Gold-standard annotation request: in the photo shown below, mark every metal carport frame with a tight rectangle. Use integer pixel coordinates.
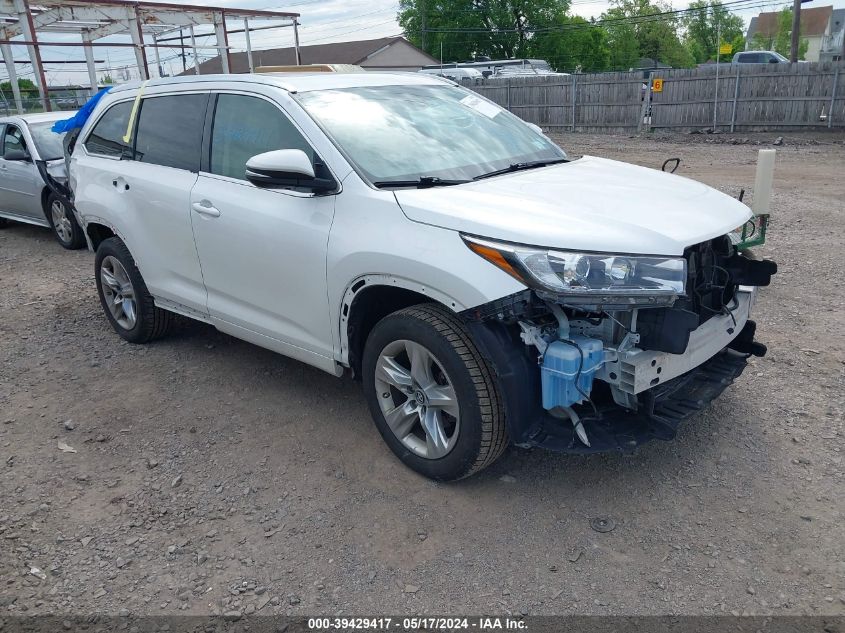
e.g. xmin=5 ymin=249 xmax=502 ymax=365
xmin=0 ymin=0 xmax=301 ymax=113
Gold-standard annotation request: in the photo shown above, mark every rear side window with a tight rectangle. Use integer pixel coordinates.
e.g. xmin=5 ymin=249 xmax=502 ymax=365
xmin=86 ymin=101 xmax=133 ymax=158
xmin=134 ymin=94 xmax=207 ymax=171
xmin=209 ymin=94 xmax=314 ymax=180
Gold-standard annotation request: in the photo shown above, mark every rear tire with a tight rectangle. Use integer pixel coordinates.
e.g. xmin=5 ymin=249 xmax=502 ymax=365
xmin=362 ymin=303 xmax=508 ymax=481
xmin=95 ymin=237 xmax=175 ymax=343
xmin=45 ymin=192 xmax=85 ymax=249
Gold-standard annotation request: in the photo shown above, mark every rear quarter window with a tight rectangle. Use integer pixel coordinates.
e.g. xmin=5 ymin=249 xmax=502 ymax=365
xmin=85 ymin=100 xmax=134 ymax=158
xmin=134 ymin=94 xmax=207 ymax=171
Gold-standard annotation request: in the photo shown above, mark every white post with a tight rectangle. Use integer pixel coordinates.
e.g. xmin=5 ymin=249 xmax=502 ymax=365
xmin=752 ymin=149 xmax=776 ymax=216
xmin=293 ymin=19 xmax=301 ymax=65
xmin=129 ymin=8 xmax=148 ymax=80
xmin=189 ymin=25 xmax=200 ymax=74
xmin=244 ymin=18 xmax=254 ymax=73
xmin=713 ymin=18 xmax=720 ymax=132
xmin=83 ymin=33 xmax=97 ymax=95
xmin=0 ymin=43 xmax=24 ymax=113
xmin=153 ymin=33 xmax=163 ymax=77
xmin=213 ymin=12 xmax=229 ymax=74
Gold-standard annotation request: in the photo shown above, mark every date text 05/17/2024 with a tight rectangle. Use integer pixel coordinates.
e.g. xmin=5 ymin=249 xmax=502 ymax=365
xmin=308 ymin=617 xmax=528 ymax=630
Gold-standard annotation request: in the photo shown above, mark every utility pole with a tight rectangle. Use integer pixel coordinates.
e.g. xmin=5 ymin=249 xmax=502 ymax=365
xmin=790 ymin=0 xmax=801 ymax=62
xmin=421 ymin=0 xmax=427 ymax=53
xmin=179 ymin=28 xmax=186 ymax=72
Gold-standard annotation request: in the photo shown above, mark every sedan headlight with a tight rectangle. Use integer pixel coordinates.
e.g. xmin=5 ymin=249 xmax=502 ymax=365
xmin=463 ymin=235 xmax=686 ymax=307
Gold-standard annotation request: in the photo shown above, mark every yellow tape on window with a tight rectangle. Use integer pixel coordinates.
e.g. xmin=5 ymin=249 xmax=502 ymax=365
xmin=122 ymin=80 xmax=148 ymax=145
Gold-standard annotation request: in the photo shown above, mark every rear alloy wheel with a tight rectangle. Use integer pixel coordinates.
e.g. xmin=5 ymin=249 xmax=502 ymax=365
xmin=95 ymin=237 xmax=175 ymax=343
xmin=100 ymin=255 xmax=138 ymax=331
xmin=362 ymin=304 xmax=508 ymax=481
xmin=46 ymin=193 xmax=85 ymax=249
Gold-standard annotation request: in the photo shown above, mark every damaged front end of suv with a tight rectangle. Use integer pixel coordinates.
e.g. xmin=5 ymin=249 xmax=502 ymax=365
xmin=460 ymin=224 xmax=777 ymax=453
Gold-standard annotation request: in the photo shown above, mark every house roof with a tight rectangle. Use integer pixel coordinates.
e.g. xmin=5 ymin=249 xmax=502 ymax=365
xmin=185 ymin=36 xmax=438 ymax=75
xmin=748 ymin=5 xmax=833 ymax=39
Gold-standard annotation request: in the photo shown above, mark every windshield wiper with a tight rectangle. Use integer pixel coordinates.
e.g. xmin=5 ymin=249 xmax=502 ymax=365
xmin=473 ymin=158 xmax=568 ymax=181
xmin=372 ymin=176 xmax=470 ymax=189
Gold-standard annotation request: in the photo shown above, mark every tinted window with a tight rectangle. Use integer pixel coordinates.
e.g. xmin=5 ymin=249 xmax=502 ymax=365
xmin=3 ymin=125 xmax=27 ymax=156
xmin=134 ymin=94 xmax=206 ymax=171
xmin=86 ymin=100 xmax=133 ymax=157
xmin=210 ymin=94 xmax=314 ymax=180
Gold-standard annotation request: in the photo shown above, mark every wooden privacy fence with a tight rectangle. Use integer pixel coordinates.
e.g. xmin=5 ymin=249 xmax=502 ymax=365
xmin=461 ymin=62 xmax=845 ymax=133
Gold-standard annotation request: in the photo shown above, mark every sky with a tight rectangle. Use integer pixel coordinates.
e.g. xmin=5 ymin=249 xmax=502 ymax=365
xmin=2 ymin=0 xmax=844 ymax=87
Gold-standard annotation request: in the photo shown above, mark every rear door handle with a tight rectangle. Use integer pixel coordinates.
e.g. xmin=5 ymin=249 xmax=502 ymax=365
xmin=191 ymin=201 xmax=220 ymax=217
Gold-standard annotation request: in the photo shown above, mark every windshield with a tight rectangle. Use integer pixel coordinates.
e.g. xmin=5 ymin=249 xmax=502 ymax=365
xmin=28 ymin=121 xmax=66 ymax=160
xmin=296 ymin=84 xmax=566 ymax=184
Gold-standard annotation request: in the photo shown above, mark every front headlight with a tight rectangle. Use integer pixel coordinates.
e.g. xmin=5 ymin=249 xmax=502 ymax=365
xmin=463 ymin=235 xmax=686 ymax=307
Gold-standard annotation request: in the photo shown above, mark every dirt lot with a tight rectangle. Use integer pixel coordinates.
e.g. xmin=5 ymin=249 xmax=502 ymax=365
xmin=1 ymin=132 xmax=843 ymax=619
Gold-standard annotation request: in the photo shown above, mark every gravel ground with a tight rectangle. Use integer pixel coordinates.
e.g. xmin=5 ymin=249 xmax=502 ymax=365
xmin=0 ymin=132 xmax=843 ymax=619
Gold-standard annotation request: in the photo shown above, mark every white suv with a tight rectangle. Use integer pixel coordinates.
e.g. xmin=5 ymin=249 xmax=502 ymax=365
xmin=68 ymin=72 xmax=776 ymax=480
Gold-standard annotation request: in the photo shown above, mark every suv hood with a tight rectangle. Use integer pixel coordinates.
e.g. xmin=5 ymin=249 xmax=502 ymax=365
xmin=394 ymin=156 xmax=752 ymax=256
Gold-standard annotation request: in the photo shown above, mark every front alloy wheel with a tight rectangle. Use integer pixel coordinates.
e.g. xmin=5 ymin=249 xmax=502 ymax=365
xmin=374 ymin=339 xmax=461 ymax=460
xmin=362 ymin=303 xmax=508 ymax=481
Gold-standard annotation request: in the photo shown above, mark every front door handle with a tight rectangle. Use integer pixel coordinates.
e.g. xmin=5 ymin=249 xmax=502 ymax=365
xmin=191 ymin=201 xmax=220 ymax=217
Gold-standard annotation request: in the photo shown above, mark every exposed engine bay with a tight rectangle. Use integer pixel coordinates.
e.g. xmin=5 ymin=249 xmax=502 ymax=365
xmin=462 ymin=234 xmax=777 ymax=450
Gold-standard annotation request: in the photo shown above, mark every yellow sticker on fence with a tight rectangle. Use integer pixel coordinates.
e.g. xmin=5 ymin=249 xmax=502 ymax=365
xmin=652 ymin=78 xmax=663 ymax=92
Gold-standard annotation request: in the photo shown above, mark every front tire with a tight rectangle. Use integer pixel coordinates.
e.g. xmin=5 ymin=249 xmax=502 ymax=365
xmin=95 ymin=237 xmax=175 ymax=343
xmin=46 ymin=193 xmax=85 ymax=249
xmin=362 ymin=304 xmax=508 ymax=481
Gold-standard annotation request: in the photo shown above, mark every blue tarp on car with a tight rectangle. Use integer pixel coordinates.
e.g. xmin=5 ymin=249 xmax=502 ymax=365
xmin=51 ymin=87 xmax=111 ymax=133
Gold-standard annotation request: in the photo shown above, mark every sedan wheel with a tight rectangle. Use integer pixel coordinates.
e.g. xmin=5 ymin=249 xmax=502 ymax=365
xmin=50 ymin=199 xmax=73 ymax=244
xmin=99 ymin=255 xmax=137 ymax=330
xmin=45 ymin=193 xmax=85 ymax=249
xmin=374 ymin=339 xmax=461 ymax=460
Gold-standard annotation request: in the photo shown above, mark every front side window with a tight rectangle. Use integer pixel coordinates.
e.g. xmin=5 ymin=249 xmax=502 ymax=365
xmin=3 ymin=125 xmax=27 ymax=157
xmin=134 ymin=94 xmax=207 ymax=171
xmin=209 ymin=93 xmax=314 ymax=181
xmin=295 ymin=84 xmax=566 ymax=184
xmin=85 ymin=100 xmax=133 ymax=158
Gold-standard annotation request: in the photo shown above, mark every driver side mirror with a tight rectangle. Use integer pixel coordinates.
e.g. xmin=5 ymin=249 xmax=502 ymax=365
xmin=4 ymin=148 xmax=30 ymax=162
xmin=245 ymin=149 xmax=336 ymax=193
xmin=769 ymin=58 xmax=779 ymax=63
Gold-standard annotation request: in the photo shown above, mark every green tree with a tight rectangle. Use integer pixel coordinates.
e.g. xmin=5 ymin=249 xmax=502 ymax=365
xmin=682 ymin=0 xmax=745 ymax=63
xmin=0 ymin=78 xmax=36 ymax=93
xmin=530 ymin=17 xmax=611 ymax=72
xmin=602 ymin=0 xmax=695 ymax=69
xmin=398 ymin=0 xmax=571 ymax=62
xmin=750 ymin=7 xmax=808 ymax=59
xmin=101 ymin=74 xmax=114 ymax=85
